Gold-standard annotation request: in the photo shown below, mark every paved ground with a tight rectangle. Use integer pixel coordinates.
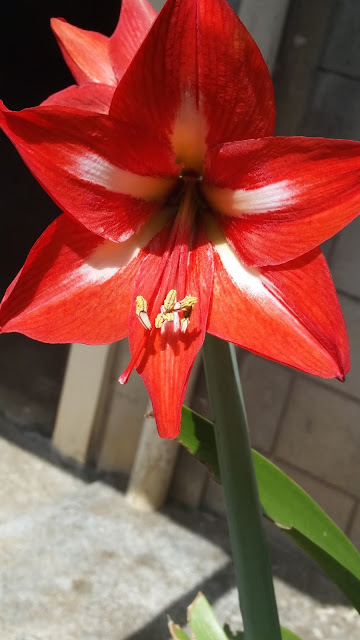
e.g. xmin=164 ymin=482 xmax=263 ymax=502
xmin=0 ymin=423 xmax=359 ymax=640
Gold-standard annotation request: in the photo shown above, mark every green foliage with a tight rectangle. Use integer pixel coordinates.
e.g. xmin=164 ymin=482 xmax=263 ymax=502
xmin=178 ymin=407 xmax=360 ymax=612
xmin=168 ymin=593 xmax=302 ymax=640
xmin=168 ymin=623 xmax=191 ymax=640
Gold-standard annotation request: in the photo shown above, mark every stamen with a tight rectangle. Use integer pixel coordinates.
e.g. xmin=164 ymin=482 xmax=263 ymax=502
xmin=155 ymin=311 xmax=175 ymax=329
xmin=155 ymin=290 xmax=178 ymax=329
xmin=155 ymin=314 xmax=164 ymax=329
xmin=181 ymin=303 xmax=195 ymax=333
xmin=135 ymin=295 xmax=151 ymax=330
xmin=153 ymin=290 xmax=198 ymax=333
xmin=163 ymin=289 xmax=177 ymax=312
xmin=181 ymin=316 xmax=190 ymax=333
xmin=179 ymin=295 xmax=198 ymax=311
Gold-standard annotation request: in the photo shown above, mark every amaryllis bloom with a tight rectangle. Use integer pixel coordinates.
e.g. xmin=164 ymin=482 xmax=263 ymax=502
xmin=1 ymin=0 xmax=360 ymax=438
xmin=43 ymin=0 xmax=156 ymax=112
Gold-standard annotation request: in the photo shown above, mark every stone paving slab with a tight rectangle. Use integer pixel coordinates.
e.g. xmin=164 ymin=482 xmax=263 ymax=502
xmin=317 ymin=293 xmax=360 ymax=402
xmin=302 ymin=70 xmax=360 ymax=139
xmin=240 ymin=354 xmax=294 ymax=453
xmin=321 ymin=237 xmax=336 ymax=264
xmin=190 ymin=353 xmax=294 ymax=455
xmin=321 ymin=0 xmax=360 ymax=80
xmin=274 ymin=0 xmax=337 ymax=136
xmin=350 ymin=505 xmax=360 ymax=548
xmin=331 ymin=217 xmax=360 ymax=299
xmin=274 ymin=460 xmax=355 ymax=531
xmin=275 ymin=377 xmax=360 ymax=496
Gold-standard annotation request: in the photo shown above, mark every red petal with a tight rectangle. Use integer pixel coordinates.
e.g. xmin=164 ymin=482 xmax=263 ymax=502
xmin=51 ymin=18 xmax=116 ymax=85
xmin=41 ymin=83 xmax=115 ymax=114
xmin=0 ymin=105 xmax=177 ymax=242
xmin=204 ymin=137 xmax=360 ymax=266
xmin=207 ymin=227 xmax=349 ymax=379
xmin=0 ymin=214 xmax=155 ymax=344
xmin=110 ymin=0 xmax=274 ymax=169
xmin=110 ymin=0 xmax=157 ymax=81
xmin=125 ymin=219 xmax=214 ymax=439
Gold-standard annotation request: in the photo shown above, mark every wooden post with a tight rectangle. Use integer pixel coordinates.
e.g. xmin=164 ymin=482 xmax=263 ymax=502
xmin=125 ymin=357 xmax=202 ymax=511
xmin=52 ymin=344 xmax=114 ymax=463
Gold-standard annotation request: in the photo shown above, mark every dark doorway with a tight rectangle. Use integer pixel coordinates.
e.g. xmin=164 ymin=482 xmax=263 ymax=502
xmin=0 ymin=1 xmax=120 ymax=437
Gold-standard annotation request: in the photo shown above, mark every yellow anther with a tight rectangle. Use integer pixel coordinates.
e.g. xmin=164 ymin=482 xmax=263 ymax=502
xmin=134 ymin=291 xmax=197 ymax=333
xmin=154 ymin=290 xmax=197 ymax=332
xmin=164 ymin=289 xmax=177 ymax=311
xmin=135 ymin=295 xmax=151 ymax=330
xmin=155 ymin=315 xmax=163 ymax=329
xmin=136 ymin=295 xmax=147 ymax=315
xmin=155 ymin=311 xmax=175 ymax=328
xmin=179 ymin=295 xmax=198 ymax=311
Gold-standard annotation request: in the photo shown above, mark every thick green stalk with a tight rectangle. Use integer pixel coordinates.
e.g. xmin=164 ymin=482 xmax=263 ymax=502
xmin=203 ymin=334 xmax=282 ymax=640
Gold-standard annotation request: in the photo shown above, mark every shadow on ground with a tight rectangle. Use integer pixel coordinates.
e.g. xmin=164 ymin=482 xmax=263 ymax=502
xmin=0 ymin=405 xmax=351 ymax=620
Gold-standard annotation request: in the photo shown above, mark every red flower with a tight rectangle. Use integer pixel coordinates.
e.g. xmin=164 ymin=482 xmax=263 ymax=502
xmin=43 ymin=0 xmax=156 ymax=112
xmin=1 ymin=0 xmax=359 ymax=438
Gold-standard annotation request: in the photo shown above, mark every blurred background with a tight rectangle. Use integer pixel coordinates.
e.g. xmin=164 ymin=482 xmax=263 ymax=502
xmin=0 ymin=1 xmax=360 ymax=638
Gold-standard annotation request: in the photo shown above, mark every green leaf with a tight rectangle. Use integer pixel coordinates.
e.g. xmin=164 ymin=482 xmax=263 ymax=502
xmin=252 ymin=453 xmax=360 ymax=610
xmin=222 ymin=626 xmax=301 ymax=640
xmin=188 ymin=592 xmax=229 ymax=640
xmin=223 ymin=626 xmax=301 ymax=640
xmin=168 ymin=622 xmax=191 ymax=640
xmin=168 ymin=595 xmax=238 ymax=640
xmin=171 ymin=593 xmax=302 ymax=640
xmin=180 ymin=406 xmax=221 ymax=482
xmin=179 ymin=407 xmax=360 ymax=612
xmin=280 ymin=628 xmax=302 ymax=640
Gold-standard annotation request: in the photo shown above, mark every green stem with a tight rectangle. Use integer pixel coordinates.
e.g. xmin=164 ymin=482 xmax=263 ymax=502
xmin=203 ymin=334 xmax=282 ymax=640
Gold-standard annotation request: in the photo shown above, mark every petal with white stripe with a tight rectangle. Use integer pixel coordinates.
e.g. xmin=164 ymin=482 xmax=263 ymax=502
xmin=0 ymin=105 xmax=178 ymax=242
xmin=204 ymin=180 xmax=297 ymax=216
xmin=110 ymin=0 xmax=275 ymax=161
xmin=0 ymin=212 xmax=168 ymax=344
xmin=206 ymin=218 xmax=349 ymax=380
xmin=204 ymin=136 xmax=360 ymax=266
